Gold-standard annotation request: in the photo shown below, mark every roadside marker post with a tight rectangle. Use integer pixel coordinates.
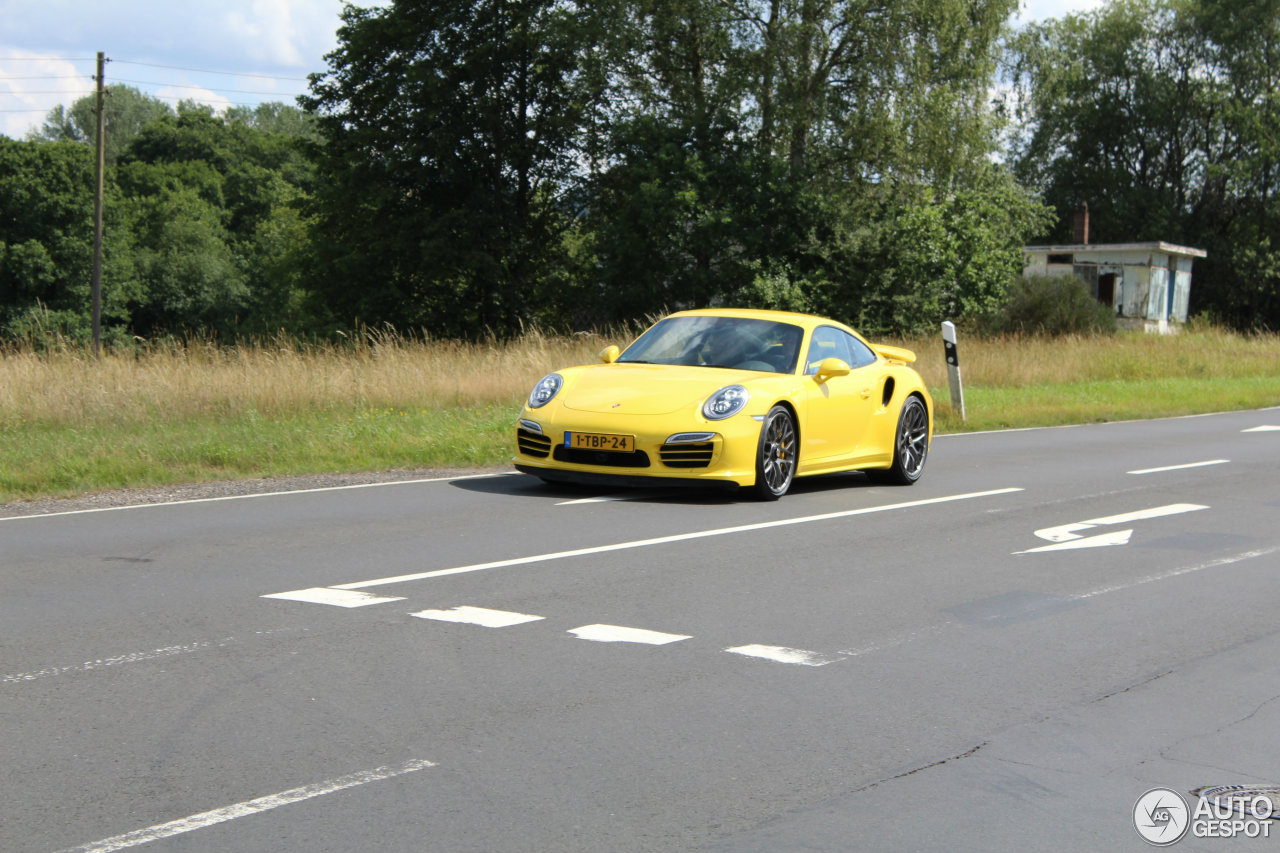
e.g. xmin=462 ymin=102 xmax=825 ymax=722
xmin=947 ymin=320 xmax=962 ymax=420
xmin=942 ymin=321 xmax=965 ymax=421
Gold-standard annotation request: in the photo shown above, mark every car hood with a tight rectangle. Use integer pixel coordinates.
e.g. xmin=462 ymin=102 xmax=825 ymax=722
xmin=561 ymin=363 xmax=762 ymax=415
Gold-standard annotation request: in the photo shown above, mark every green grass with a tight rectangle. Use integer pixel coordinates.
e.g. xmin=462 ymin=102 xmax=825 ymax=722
xmin=0 ymin=406 xmax=519 ymax=502
xmin=1 ymin=327 xmax=1277 ymax=504
xmin=931 ymin=375 xmax=1280 ymax=433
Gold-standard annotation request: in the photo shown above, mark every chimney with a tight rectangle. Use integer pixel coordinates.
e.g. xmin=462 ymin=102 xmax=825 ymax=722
xmin=1073 ymin=201 xmax=1090 ymax=244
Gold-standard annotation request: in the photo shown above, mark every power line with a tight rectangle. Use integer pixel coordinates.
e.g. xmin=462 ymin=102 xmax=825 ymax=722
xmin=0 ymin=56 xmax=95 ymax=61
xmin=0 ymin=75 xmax=94 ymax=81
xmin=112 ymin=77 xmax=304 ymax=96
xmin=113 ymin=59 xmax=309 ymax=81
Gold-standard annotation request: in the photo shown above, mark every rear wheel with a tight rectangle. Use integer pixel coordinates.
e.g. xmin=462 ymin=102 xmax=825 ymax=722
xmin=750 ymin=405 xmax=797 ymax=500
xmin=877 ymin=394 xmax=929 ymax=485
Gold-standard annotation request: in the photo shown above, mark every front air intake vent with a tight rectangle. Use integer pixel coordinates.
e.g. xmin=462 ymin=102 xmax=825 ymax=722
xmin=659 ymin=442 xmax=714 ymax=468
xmin=517 ymin=428 xmax=552 ymax=458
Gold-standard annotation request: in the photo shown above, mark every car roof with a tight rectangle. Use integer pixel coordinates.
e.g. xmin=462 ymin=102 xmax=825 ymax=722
xmin=666 ymin=307 xmax=849 ymax=331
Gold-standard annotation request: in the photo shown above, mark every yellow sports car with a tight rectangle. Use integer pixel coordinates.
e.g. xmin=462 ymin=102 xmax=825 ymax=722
xmin=514 ymin=308 xmax=932 ymax=499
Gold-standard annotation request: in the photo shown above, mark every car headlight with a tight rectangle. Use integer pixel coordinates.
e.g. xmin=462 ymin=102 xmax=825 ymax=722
xmin=702 ymin=385 xmax=749 ymax=420
xmin=528 ymin=373 xmax=563 ymax=408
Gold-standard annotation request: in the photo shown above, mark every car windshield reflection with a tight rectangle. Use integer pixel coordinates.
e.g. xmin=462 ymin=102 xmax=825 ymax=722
xmin=618 ymin=316 xmax=803 ymax=375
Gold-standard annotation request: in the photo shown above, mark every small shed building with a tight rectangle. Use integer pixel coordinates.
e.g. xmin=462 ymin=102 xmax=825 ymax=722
xmin=1022 ymin=241 xmax=1208 ymax=333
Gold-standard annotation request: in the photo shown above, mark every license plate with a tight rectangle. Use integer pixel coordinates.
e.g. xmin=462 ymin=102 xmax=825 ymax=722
xmin=566 ymin=432 xmax=635 ymax=452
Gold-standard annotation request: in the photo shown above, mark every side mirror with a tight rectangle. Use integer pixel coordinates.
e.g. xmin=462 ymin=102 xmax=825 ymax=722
xmin=599 ymin=345 xmax=621 ymax=364
xmin=813 ymin=357 xmax=851 ymax=383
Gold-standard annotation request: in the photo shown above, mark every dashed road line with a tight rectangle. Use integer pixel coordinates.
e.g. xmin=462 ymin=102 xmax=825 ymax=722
xmin=56 ymin=759 xmax=437 ymax=853
xmin=1127 ymin=459 xmax=1229 ymax=475
xmin=411 ymin=606 xmax=544 ymax=627
xmin=2 ymin=641 xmax=220 ymax=684
xmin=724 ymin=644 xmax=844 ymax=666
xmin=261 ymin=588 xmax=406 ymax=608
xmin=568 ymin=624 xmax=692 ymax=645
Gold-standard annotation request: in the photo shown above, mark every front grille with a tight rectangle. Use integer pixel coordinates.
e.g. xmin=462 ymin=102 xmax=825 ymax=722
xmin=517 ymin=428 xmax=552 ymax=458
xmin=553 ymin=444 xmax=651 ymax=468
xmin=659 ymin=442 xmax=714 ymax=468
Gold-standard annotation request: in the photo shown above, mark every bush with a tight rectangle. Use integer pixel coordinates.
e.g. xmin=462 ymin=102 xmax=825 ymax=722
xmin=988 ymin=274 xmax=1117 ymax=336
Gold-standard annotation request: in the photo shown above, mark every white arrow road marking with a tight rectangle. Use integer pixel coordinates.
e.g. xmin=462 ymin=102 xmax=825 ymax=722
xmin=1016 ymin=529 xmax=1134 ymax=554
xmin=410 ymin=606 xmax=544 ymax=627
xmin=568 ymin=624 xmax=691 ymax=645
xmin=1128 ymin=459 xmax=1229 ymax=475
xmin=57 ymin=759 xmax=436 ymax=853
xmin=1031 ymin=503 xmax=1208 ymax=543
xmin=725 ymin=644 xmax=844 ymax=666
xmin=260 ymin=588 xmax=406 ymax=608
xmin=1244 ymin=425 xmax=1280 ymax=432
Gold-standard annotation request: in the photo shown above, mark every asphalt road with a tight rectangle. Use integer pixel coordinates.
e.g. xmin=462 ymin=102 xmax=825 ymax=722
xmin=4 ymin=407 xmax=1280 ymax=852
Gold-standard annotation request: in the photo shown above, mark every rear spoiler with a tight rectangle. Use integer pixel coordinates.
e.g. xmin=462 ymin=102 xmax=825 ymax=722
xmin=872 ymin=344 xmax=917 ymax=364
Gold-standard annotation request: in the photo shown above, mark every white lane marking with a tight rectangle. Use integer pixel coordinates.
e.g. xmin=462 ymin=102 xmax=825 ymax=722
xmin=2 ymin=641 xmax=219 ymax=685
xmin=556 ymin=494 xmax=634 ymax=505
xmin=0 ymin=473 xmax=517 ymax=523
xmin=1031 ymin=503 xmax=1208 ymax=543
xmin=1017 ymin=529 xmax=1134 ymax=554
xmin=261 ymin=588 xmax=406 ymax=608
xmin=1076 ymin=546 xmax=1280 ymax=599
xmin=839 ymin=622 xmax=954 ymax=657
xmin=568 ymin=624 xmax=691 ymax=645
xmin=1244 ymin=425 xmax=1280 ymax=432
xmin=410 ymin=606 xmax=544 ymax=627
xmin=323 ymin=488 xmax=1023 ymax=591
xmin=724 ymin=644 xmax=844 ymax=666
xmin=56 ymin=759 xmax=436 ymax=853
xmin=1128 ymin=459 xmax=1229 ymax=475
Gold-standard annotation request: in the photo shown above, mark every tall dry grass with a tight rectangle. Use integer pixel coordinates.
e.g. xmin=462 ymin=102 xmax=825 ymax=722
xmin=2 ymin=325 xmax=1277 ymax=431
xmin=0 ymin=330 xmax=613 ymax=429
xmin=892 ymin=326 xmax=1280 ymax=391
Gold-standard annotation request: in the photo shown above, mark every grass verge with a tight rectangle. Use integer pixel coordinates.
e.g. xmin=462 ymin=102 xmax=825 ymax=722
xmin=1 ymin=326 xmax=1277 ymax=504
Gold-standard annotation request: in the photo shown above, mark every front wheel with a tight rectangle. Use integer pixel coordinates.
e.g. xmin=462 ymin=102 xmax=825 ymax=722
xmin=750 ymin=405 xmax=797 ymax=500
xmin=876 ymin=395 xmax=929 ymax=485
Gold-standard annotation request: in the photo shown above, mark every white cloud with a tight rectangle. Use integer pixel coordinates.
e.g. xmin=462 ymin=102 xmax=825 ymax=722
xmin=155 ymin=84 xmax=234 ymax=115
xmin=0 ymin=51 xmax=95 ymax=139
xmin=1013 ymin=0 xmax=1108 ymax=26
xmin=0 ymin=0 xmax=349 ymax=139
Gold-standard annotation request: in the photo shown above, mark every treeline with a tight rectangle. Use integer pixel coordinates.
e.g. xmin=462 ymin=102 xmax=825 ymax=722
xmin=1 ymin=93 xmax=317 ymax=343
xmin=2 ymin=0 xmax=1279 ymax=344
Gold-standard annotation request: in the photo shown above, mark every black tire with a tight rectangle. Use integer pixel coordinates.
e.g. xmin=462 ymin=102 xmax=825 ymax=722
xmin=877 ymin=394 xmax=929 ymax=485
xmin=750 ymin=405 xmax=797 ymax=500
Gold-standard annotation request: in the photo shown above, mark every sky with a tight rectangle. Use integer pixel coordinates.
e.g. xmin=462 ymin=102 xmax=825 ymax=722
xmin=0 ymin=0 xmax=1106 ymax=141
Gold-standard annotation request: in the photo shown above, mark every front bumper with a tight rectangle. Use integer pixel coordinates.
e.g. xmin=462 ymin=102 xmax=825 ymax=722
xmin=513 ymin=410 xmax=763 ymax=488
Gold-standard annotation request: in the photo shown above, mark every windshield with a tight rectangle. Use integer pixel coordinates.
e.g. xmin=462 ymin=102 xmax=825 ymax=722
xmin=619 ymin=316 xmax=803 ymax=375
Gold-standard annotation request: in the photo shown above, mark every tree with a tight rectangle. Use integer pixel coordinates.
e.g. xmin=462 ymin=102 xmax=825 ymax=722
xmin=0 ymin=138 xmax=139 ymax=343
xmin=582 ymin=0 xmax=1030 ymax=331
xmin=30 ymin=85 xmax=173 ymax=165
xmin=115 ymin=107 xmax=317 ymax=336
xmin=303 ymin=0 xmax=607 ymax=337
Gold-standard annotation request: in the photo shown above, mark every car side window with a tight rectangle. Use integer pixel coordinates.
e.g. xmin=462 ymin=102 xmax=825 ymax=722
xmin=846 ymin=334 xmax=877 ymax=368
xmin=805 ymin=326 xmax=856 ymax=374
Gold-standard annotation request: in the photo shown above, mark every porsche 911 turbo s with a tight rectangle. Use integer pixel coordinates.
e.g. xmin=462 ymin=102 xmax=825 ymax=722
xmin=514 ymin=308 xmax=932 ymax=499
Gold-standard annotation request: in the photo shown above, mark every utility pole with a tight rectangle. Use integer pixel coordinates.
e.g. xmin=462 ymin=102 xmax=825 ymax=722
xmin=91 ymin=51 xmax=106 ymax=358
